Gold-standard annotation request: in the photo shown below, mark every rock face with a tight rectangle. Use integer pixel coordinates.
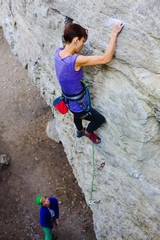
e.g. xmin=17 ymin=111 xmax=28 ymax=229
xmin=1 ymin=1 xmax=160 ymax=239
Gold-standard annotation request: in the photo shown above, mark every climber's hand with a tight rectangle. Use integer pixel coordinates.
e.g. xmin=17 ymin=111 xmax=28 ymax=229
xmin=112 ymin=20 xmax=124 ymax=36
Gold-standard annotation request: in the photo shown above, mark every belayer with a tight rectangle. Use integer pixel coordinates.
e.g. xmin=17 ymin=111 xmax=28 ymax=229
xmin=55 ymin=21 xmax=124 ymax=144
xmin=36 ymin=195 xmax=60 ymax=240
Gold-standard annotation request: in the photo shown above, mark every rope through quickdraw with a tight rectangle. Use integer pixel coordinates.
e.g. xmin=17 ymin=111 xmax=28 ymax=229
xmin=61 ymin=143 xmax=104 ymax=228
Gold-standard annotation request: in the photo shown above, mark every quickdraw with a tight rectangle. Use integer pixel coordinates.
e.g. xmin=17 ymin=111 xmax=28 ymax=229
xmin=97 ymin=162 xmax=105 ymax=171
xmin=94 ymin=162 xmax=105 ymax=172
xmin=89 ymin=200 xmax=103 ymax=205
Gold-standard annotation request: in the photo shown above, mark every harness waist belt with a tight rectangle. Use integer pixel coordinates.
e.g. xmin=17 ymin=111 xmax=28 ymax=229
xmin=62 ymin=88 xmax=85 ymax=101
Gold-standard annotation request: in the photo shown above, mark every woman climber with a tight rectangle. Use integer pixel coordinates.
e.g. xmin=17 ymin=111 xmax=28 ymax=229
xmin=55 ymin=21 xmax=124 ymax=144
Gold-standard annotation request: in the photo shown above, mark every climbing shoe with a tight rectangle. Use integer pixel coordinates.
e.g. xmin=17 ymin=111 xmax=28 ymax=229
xmin=77 ymin=129 xmax=85 ymax=138
xmin=84 ymin=131 xmax=101 ymax=144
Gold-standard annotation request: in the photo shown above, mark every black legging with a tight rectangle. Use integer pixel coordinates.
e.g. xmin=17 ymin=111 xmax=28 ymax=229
xmin=72 ymin=107 xmax=106 ymax=133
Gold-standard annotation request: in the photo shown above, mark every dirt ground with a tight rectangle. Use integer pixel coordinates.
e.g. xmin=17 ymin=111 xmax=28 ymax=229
xmin=0 ymin=28 xmax=96 ymax=240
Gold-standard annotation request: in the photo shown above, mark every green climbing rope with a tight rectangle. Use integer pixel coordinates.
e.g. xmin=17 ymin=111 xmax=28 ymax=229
xmin=90 ymin=142 xmax=95 ymax=201
xmin=61 ymin=143 xmax=95 ymax=228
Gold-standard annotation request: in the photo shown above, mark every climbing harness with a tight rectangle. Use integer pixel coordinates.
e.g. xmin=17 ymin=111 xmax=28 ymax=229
xmin=62 ymin=77 xmax=91 ymax=112
xmin=53 ymin=77 xmax=91 ymax=116
xmin=61 ymin=143 xmax=104 ymax=228
xmin=62 ymin=88 xmax=85 ymax=101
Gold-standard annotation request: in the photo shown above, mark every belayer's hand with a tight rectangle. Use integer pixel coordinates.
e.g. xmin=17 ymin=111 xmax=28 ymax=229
xmin=56 ymin=219 xmax=60 ymax=227
xmin=112 ymin=20 xmax=124 ymax=36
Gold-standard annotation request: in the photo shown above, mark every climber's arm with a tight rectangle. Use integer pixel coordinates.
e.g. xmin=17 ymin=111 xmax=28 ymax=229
xmin=75 ymin=21 xmax=124 ymax=68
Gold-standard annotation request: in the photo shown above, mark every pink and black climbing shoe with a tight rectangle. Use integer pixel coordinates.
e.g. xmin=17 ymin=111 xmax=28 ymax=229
xmin=84 ymin=131 xmax=101 ymax=144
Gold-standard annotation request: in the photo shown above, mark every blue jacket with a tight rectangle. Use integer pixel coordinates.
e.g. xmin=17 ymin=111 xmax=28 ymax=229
xmin=40 ymin=197 xmax=59 ymax=229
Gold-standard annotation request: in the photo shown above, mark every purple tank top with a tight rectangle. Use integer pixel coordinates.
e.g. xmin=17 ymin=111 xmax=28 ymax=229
xmin=55 ymin=47 xmax=87 ymax=112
